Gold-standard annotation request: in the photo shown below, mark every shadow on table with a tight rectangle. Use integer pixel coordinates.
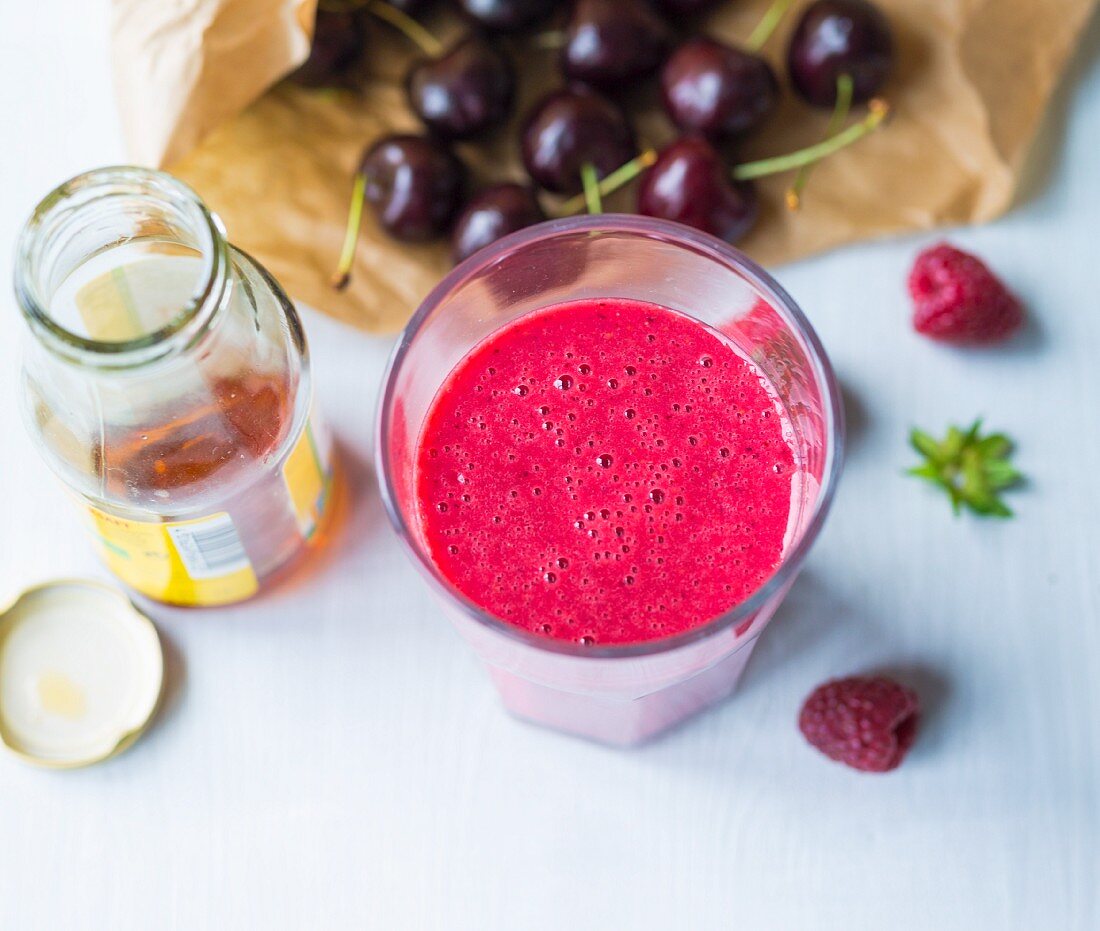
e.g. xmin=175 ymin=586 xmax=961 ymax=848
xmin=733 ymin=570 xmax=855 ymax=701
xmin=313 ymin=433 xmax=389 ymax=569
xmin=148 ymin=629 xmax=187 ymax=743
xmin=245 ymin=433 xmax=387 ymax=604
xmin=839 ymin=379 xmax=869 ymax=458
xmin=623 ymin=570 xmax=864 ymax=757
xmin=869 ymin=661 xmax=952 ymax=762
xmin=628 ymin=569 xmax=955 ymax=766
xmin=95 ymin=625 xmax=188 ymax=769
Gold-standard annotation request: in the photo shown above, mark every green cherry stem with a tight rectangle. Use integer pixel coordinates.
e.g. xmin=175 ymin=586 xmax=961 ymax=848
xmin=531 ymin=30 xmax=568 ymax=50
xmin=580 ymin=163 xmax=603 ymax=214
xmin=788 ymin=73 xmax=854 ymax=209
xmin=331 ymin=171 xmax=366 ymax=290
xmin=556 ymin=149 xmax=658 ymax=217
xmin=732 ymin=99 xmax=888 ymax=181
xmin=746 ymin=0 xmax=796 ymax=52
xmin=366 ymin=0 xmax=442 ymax=56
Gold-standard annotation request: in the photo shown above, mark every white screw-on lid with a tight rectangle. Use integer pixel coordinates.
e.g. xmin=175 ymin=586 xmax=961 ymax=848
xmin=0 ymin=580 xmax=163 ymax=768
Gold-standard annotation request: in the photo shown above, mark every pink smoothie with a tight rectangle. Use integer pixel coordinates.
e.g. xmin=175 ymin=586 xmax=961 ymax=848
xmin=415 ymin=298 xmax=796 ymax=646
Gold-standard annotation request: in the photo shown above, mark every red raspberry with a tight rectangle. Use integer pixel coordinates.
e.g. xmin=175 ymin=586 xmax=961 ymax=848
xmin=908 ymin=243 xmax=1024 ymax=343
xmin=798 ymin=675 xmax=920 ymax=772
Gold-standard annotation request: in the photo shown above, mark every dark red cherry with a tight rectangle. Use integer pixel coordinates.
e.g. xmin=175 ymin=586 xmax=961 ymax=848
xmin=561 ymin=0 xmax=672 ymax=90
xmin=452 ymin=183 xmax=546 ymax=263
xmin=520 ymin=88 xmax=635 ymax=195
xmin=661 ymin=38 xmax=778 ymax=139
xmin=407 ymin=36 xmax=515 ymax=140
xmin=636 ymin=136 xmax=757 ymax=243
xmin=787 ymin=0 xmax=894 ymax=107
xmin=360 ymin=135 xmax=466 ymax=241
xmin=455 ymin=0 xmax=558 ymax=34
xmin=288 ymin=7 xmax=369 ymax=87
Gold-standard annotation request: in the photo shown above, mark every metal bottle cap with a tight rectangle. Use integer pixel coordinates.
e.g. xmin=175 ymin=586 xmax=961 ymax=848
xmin=0 ymin=580 xmax=163 ymax=768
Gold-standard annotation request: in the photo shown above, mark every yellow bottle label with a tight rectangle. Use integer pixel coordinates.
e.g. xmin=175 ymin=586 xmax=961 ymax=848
xmin=84 ymin=416 xmax=332 ymax=607
xmin=85 ymin=509 xmax=259 ymax=607
xmin=281 ymin=417 xmax=333 ymax=540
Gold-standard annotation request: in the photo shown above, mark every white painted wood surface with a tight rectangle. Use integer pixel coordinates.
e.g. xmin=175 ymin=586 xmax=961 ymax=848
xmin=1 ymin=4 xmax=1097 ymax=929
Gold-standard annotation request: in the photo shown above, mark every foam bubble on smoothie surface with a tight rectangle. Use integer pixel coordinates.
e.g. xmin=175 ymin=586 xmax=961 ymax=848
xmin=415 ymin=298 xmax=796 ymax=646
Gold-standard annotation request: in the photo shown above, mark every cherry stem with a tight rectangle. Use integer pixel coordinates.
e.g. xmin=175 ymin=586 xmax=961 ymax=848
xmin=787 ymin=73 xmax=854 ymax=210
xmin=366 ymin=0 xmax=442 ymax=56
xmin=331 ymin=172 xmax=366 ymax=290
xmin=556 ymin=149 xmax=658 ymax=216
xmin=732 ymin=99 xmax=888 ymax=181
xmin=746 ymin=0 xmax=796 ymax=52
xmin=581 ymin=164 xmax=603 ymax=214
xmin=531 ymin=30 xmax=567 ymax=50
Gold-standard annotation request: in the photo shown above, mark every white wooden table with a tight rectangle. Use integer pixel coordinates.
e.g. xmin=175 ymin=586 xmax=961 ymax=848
xmin=1 ymin=4 xmax=1097 ymax=929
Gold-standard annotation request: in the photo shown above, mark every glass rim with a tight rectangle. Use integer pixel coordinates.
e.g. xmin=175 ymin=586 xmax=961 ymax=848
xmin=376 ymin=213 xmax=844 ymax=659
xmin=12 ymin=166 xmax=229 ymax=369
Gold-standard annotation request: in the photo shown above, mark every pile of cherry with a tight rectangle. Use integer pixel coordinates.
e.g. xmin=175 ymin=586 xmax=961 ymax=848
xmin=289 ymin=0 xmax=895 ymax=282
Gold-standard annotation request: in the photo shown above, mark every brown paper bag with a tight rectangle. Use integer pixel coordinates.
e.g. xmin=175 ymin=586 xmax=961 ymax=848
xmin=111 ymin=0 xmax=1097 ymax=333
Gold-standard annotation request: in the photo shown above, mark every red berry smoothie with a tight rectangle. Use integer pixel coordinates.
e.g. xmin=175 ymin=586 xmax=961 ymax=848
xmin=414 ymin=298 xmax=796 ymax=646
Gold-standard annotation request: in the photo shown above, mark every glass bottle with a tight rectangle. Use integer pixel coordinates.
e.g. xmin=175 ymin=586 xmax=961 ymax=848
xmin=13 ymin=167 xmax=335 ymax=606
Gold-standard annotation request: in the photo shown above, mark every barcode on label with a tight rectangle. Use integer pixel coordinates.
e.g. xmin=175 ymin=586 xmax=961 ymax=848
xmin=166 ymin=514 xmax=252 ymax=580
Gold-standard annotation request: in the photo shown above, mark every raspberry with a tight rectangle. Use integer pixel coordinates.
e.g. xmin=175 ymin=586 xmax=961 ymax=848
xmin=908 ymin=243 xmax=1024 ymax=343
xmin=798 ymin=675 xmax=919 ymax=772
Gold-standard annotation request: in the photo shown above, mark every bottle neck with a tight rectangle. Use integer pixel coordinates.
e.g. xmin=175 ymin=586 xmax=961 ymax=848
xmin=13 ymin=167 xmax=230 ymax=371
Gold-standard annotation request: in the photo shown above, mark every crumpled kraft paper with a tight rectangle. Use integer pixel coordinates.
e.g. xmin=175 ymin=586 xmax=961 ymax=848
xmin=112 ymin=0 xmax=317 ymax=169
xmin=111 ymin=0 xmax=1097 ymax=333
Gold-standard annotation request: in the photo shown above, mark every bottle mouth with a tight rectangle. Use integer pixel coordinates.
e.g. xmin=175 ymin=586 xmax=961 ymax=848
xmin=13 ymin=166 xmax=229 ymax=370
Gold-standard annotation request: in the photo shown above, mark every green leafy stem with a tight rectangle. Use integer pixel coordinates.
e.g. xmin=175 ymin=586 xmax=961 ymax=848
xmin=908 ymin=419 xmax=1023 ymax=518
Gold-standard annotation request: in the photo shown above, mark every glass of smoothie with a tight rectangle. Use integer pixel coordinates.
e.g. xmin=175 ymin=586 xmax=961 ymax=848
xmin=377 ymin=215 xmax=842 ymax=745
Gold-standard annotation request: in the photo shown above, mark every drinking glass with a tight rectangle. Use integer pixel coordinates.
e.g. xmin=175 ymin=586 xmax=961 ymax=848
xmin=377 ymin=215 xmax=843 ymax=745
